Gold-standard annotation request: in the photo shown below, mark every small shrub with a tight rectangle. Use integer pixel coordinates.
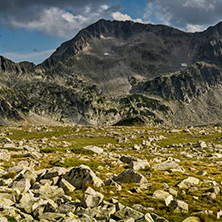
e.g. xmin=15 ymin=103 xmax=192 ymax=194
xmin=40 ymin=148 xmax=56 ymax=153
xmin=71 ymin=148 xmax=94 ymax=155
xmin=1 ymin=171 xmax=17 ymax=179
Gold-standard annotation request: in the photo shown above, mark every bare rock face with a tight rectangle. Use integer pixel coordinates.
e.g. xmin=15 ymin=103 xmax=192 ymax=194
xmin=64 ymin=165 xmax=104 ymax=189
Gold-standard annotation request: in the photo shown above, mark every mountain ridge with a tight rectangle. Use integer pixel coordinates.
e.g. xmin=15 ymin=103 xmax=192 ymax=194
xmin=1 ymin=19 xmax=222 ymax=126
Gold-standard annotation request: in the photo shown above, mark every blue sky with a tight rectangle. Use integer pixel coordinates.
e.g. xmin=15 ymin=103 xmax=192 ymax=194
xmin=0 ymin=0 xmax=222 ymax=64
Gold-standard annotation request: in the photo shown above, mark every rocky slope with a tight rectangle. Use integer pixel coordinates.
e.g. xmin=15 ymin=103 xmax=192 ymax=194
xmin=1 ymin=20 xmax=222 ymax=126
xmin=0 ymin=125 xmax=222 ymax=221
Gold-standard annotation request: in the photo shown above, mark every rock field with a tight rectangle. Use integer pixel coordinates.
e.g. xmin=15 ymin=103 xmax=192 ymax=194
xmin=0 ymin=125 xmax=222 ymax=221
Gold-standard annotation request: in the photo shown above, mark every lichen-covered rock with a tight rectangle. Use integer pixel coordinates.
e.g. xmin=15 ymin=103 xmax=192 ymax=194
xmin=64 ymin=165 xmax=103 ymax=189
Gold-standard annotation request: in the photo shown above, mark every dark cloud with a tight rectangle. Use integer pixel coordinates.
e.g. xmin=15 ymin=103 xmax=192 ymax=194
xmin=144 ymin=0 xmax=222 ymax=32
xmin=0 ymin=0 xmax=118 ymax=37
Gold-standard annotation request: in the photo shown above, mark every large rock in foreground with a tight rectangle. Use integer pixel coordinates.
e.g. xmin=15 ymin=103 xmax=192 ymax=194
xmin=64 ymin=165 xmax=103 ymax=189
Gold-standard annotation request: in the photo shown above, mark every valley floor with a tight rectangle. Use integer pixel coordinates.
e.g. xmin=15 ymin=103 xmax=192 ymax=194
xmin=0 ymin=125 xmax=222 ymax=221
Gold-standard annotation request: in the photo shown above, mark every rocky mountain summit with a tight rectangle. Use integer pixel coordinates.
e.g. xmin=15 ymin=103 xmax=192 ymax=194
xmin=1 ymin=20 xmax=222 ymax=126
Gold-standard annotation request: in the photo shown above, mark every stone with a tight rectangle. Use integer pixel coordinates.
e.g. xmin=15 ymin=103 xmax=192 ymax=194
xmin=207 ymin=186 xmax=220 ymax=195
xmin=197 ymin=170 xmax=207 ymax=176
xmin=217 ymin=210 xmax=222 ymax=219
xmin=182 ymin=216 xmax=201 ymax=222
xmin=64 ymin=165 xmax=103 ymax=189
xmin=113 ymin=169 xmax=148 ymax=184
xmin=28 ymin=151 xmax=42 ymax=159
xmin=196 ymin=141 xmax=207 ymax=148
xmin=152 ymin=160 xmax=185 ymax=172
xmin=35 ymin=183 xmax=65 ymax=200
xmin=7 ymin=161 xmax=30 ymax=173
xmin=113 ymin=206 xmax=144 ymax=221
xmin=135 ymin=213 xmax=154 ymax=222
xmin=17 ymin=191 xmax=37 ymax=213
xmin=177 ymin=177 xmax=200 ymax=189
xmin=42 ymin=167 xmax=67 ymax=179
xmin=59 ymin=178 xmax=76 ymax=194
xmin=0 ymin=137 xmax=12 ymax=143
xmin=129 ymin=160 xmax=150 ymax=171
xmin=3 ymin=143 xmax=16 ymax=148
xmin=81 ymin=187 xmax=104 ymax=208
xmin=0 ymin=217 xmax=7 ymax=222
xmin=0 ymin=152 xmax=10 ymax=162
xmin=105 ymin=178 xmax=122 ymax=191
xmin=169 ymin=200 xmax=188 ymax=212
xmin=152 ymin=190 xmax=173 ymax=206
xmin=133 ymin=144 xmax=141 ymax=150
xmin=150 ymin=213 xmax=169 ymax=222
xmin=120 ymin=155 xmax=138 ymax=164
xmin=0 ymin=193 xmax=15 ymax=207
xmin=10 ymin=178 xmax=31 ymax=193
xmin=168 ymin=188 xmax=178 ymax=197
xmin=82 ymin=145 xmax=104 ymax=154
xmin=57 ymin=202 xmax=77 ymax=214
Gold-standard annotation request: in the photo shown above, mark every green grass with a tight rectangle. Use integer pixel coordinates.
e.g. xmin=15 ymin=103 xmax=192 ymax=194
xmin=5 ymin=215 xmax=17 ymax=222
xmin=49 ymin=158 xmax=104 ymax=172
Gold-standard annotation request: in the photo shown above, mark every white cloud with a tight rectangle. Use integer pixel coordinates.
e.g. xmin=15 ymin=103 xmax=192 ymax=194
xmin=2 ymin=49 xmax=55 ymax=64
xmin=186 ymin=24 xmax=205 ymax=32
xmin=6 ymin=4 xmax=119 ymax=38
xmin=143 ymin=0 xmax=222 ymax=30
xmin=111 ymin=11 xmax=143 ymax=23
xmin=182 ymin=0 xmax=216 ymax=11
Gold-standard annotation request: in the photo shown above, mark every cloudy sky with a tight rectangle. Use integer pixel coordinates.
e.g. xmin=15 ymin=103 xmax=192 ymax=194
xmin=0 ymin=0 xmax=221 ymax=64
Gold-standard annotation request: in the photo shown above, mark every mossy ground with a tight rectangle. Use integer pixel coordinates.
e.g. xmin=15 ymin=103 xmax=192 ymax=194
xmin=1 ymin=125 xmax=222 ymax=221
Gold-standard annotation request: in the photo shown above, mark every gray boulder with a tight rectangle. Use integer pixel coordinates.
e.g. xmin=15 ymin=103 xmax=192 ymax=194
xmin=113 ymin=169 xmax=148 ymax=184
xmin=64 ymin=165 xmax=103 ymax=189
